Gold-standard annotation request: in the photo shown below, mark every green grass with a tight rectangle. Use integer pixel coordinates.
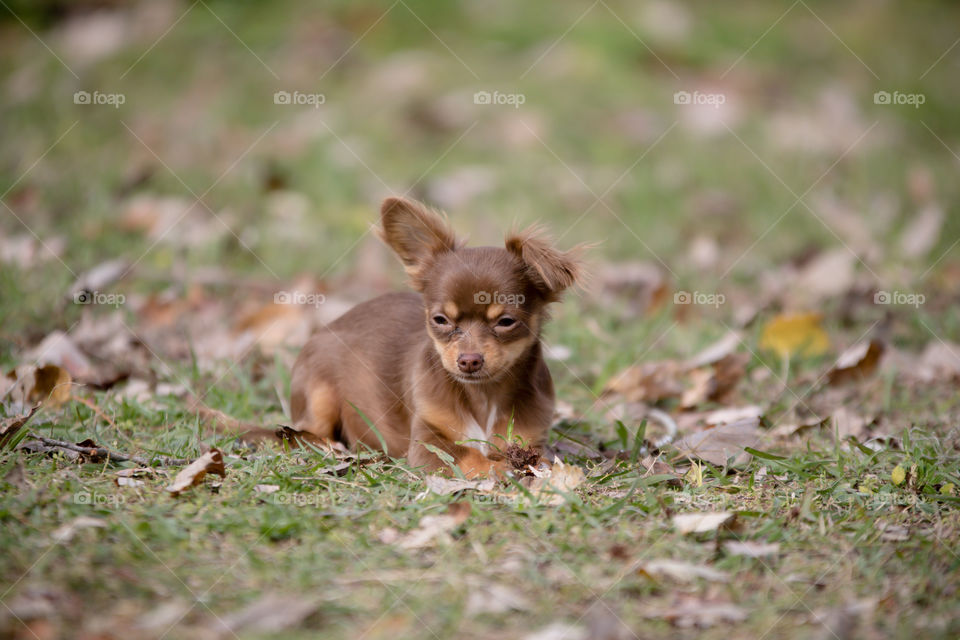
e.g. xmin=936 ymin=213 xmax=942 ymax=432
xmin=2 ymin=0 xmax=959 ymax=638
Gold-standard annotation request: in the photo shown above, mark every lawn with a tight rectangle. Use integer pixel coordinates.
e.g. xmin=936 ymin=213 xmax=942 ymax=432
xmin=1 ymin=1 xmax=959 ymax=638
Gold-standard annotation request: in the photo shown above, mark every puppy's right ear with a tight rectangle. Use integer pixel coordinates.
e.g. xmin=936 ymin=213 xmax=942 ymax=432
xmin=378 ymin=197 xmax=460 ymax=289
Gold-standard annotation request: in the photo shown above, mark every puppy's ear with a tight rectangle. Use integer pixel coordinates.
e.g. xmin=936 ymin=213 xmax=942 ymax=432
xmin=506 ymin=226 xmax=584 ymax=300
xmin=379 ymin=197 xmax=460 ymax=289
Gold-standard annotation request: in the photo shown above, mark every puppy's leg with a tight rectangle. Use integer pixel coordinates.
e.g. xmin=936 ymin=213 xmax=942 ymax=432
xmin=408 ymin=422 xmax=510 ymax=478
xmin=290 ymin=377 xmax=341 ymax=444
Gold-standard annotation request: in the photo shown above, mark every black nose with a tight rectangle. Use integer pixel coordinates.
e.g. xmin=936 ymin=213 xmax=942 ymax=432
xmin=457 ymin=353 xmax=484 ymax=373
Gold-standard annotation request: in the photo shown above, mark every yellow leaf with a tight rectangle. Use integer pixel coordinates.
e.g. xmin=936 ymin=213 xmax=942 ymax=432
xmin=940 ymin=483 xmax=955 ymax=496
xmin=759 ymin=313 xmax=830 ymax=359
xmin=891 ymin=464 xmax=906 ymax=486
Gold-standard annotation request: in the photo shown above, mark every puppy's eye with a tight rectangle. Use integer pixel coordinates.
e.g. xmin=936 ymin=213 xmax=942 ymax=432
xmin=496 ymin=317 xmax=516 ymax=328
xmin=432 ymin=315 xmax=449 ymax=325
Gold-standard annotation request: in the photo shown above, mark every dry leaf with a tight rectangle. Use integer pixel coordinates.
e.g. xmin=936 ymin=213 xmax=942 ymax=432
xmin=723 ymin=540 xmax=780 ymax=558
xmin=51 ymin=516 xmax=106 ymax=543
xmin=0 ymin=405 xmax=40 ymax=448
xmin=681 ymin=353 xmax=748 ymax=408
xmin=828 ymin=340 xmax=884 ymax=385
xmin=520 ymin=458 xmax=586 ymax=506
xmin=396 ymin=502 xmax=471 ymax=549
xmin=465 ymin=582 xmax=530 ymax=615
xmin=604 ymin=360 xmax=684 ymax=403
xmin=672 ymin=417 xmax=760 ymax=466
xmin=639 ymin=559 xmax=729 ymax=583
xmin=523 ymin=624 xmax=588 ymax=640
xmin=759 ymin=312 xmax=830 ymax=359
xmin=832 ymin=407 xmax=873 ymax=439
xmin=672 ymin=511 xmax=736 ymax=534
xmin=255 ymin=484 xmax=281 ymax=494
xmin=423 ymin=475 xmax=495 ymax=496
xmin=686 ymin=331 xmax=742 ymax=369
xmin=215 ymin=593 xmax=319 ymax=635
xmin=916 ymin=340 xmax=960 ymax=380
xmin=649 ymin=596 xmax=747 ymax=628
xmin=165 ymin=449 xmax=226 ymax=496
xmin=7 ymin=364 xmax=73 ymax=409
xmin=69 ymin=258 xmax=128 ymax=299
xmin=900 ymin=204 xmax=943 ymax=258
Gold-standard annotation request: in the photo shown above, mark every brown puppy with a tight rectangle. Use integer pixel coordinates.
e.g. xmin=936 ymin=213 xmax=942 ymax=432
xmin=289 ymin=196 xmax=582 ymax=476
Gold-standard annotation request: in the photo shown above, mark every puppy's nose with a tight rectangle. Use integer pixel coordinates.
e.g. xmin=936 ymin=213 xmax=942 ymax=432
xmin=457 ymin=353 xmax=484 ymax=373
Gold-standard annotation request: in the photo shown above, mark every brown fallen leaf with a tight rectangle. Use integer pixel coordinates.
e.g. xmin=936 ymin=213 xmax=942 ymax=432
xmin=394 ymin=502 xmax=471 ymax=549
xmin=672 ymin=417 xmax=760 ymax=466
xmin=51 ymin=516 xmax=106 ymax=543
xmin=165 ymin=449 xmax=226 ymax=496
xmin=672 ymin=511 xmax=736 ymax=534
xmin=916 ymin=340 xmax=960 ymax=380
xmin=638 ymin=559 xmax=729 ymax=583
xmin=685 ymin=331 xmax=742 ymax=369
xmin=465 ymin=582 xmax=531 ymax=615
xmin=647 ymin=596 xmax=747 ymax=628
xmin=681 ymin=353 xmax=748 ymax=408
xmin=723 ymin=540 xmax=780 ymax=558
xmin=423 ymin=475 xmax=495 ymax=496
xmin=6 ymin=364 xmax=73 ymax=409
xmin=519 ymin=459 xmax=586 ymax=506
xmin=827 ymin=339 xmax=884 ymax=385
xmin=214 ymin=593 xmax=320 ymax=635
xmin=900 ymin=204 xmax=943 ymax=259
xmin=604 ymin=360 xmax=685 ymax=403
xmin=0 ymin=405 xmax=40 ymax=448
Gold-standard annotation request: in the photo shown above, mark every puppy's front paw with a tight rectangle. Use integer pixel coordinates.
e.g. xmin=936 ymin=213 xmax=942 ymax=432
xmin=457 ymin=450 xmax=512 ymax=479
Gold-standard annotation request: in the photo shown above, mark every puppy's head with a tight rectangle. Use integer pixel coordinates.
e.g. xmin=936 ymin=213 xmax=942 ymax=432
xmin=380 ymin=196 xmax=582 ymax=384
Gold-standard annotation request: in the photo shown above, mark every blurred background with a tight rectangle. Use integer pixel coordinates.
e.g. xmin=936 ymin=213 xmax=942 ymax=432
xmin=1 ymin=0 xmax=958 ymax=420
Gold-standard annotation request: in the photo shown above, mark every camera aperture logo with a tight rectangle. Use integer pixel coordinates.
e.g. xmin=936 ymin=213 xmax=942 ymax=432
xmin=674 ymin=290 xmax=725 ymax=308
xmin=274 ymin=90 xmax=325 ymax=108
xmin=874 ymin=290 xmax=924 ymax=308
xmin=275 ymin=290 xmax=326 ymax=308
xmin=74 ymin=290 xmax=125 ymax=307
xmin=674 ymin=90 xmax=725 ymax=108
xmin=873 ymin=90 xmax=925 ymax=108
xmin=74 ymin=90 xmax=125 ymax=108
xmin=474 ymin=290 xmax=525 ymax=306
xmin=473 ymin=90 xmax=525 ymax=108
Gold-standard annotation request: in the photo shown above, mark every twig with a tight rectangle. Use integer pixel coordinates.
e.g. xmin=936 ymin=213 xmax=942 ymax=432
xmin=29 ymin=435 xmax=190 ymax=467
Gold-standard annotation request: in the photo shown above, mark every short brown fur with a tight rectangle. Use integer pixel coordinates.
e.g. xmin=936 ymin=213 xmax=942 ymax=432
xmin=290 ymin=197 xmax=583 ymax=477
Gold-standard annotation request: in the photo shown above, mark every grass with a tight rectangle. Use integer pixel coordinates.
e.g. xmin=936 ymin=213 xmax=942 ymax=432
xmin=2 ymin=0 xmax=960 ymax=638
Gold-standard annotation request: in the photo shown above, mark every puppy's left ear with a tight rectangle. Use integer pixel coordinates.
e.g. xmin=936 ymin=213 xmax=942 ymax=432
xmin=379 ymin=196 xmax=461 ymax=290
xmin=506 ymin=226 xmax=585 ymax=300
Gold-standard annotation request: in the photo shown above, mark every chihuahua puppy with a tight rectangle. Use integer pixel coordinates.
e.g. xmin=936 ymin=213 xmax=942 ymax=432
xmin=289 ymin=197 xmax=582 ymax=476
